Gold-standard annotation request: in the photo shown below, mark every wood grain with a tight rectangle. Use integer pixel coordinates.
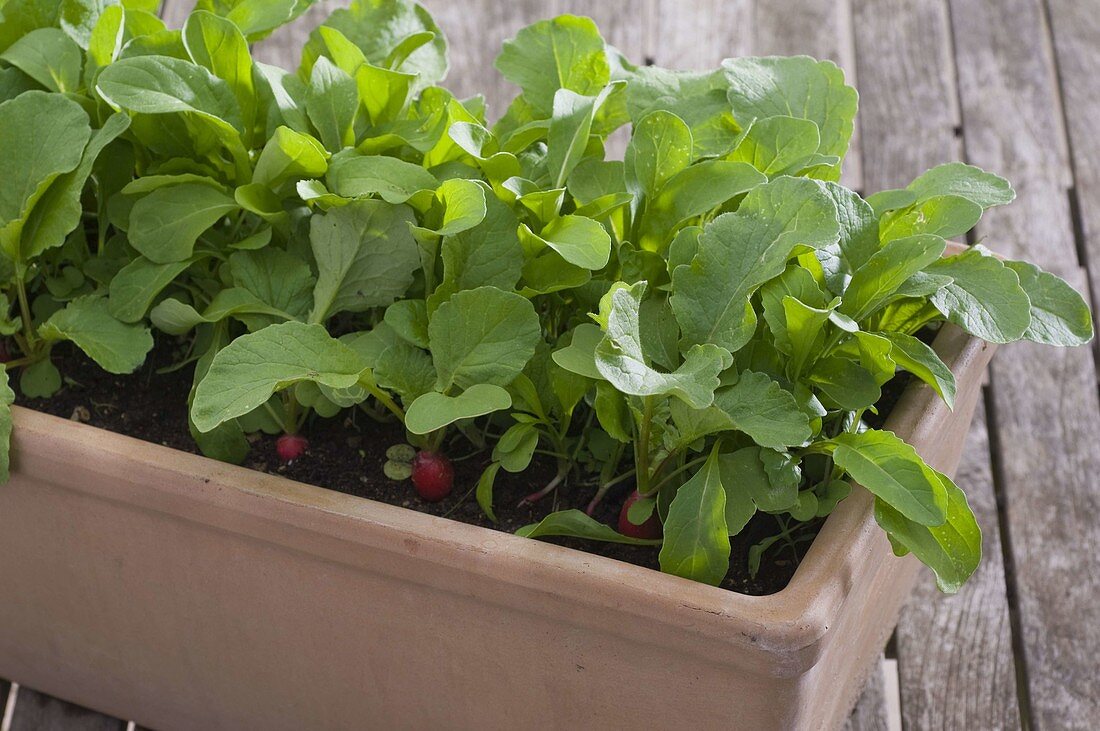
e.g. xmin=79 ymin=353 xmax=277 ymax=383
xmin=7 ymin=687 xmax=125 ymax=731
xmin=842 ymin=658 xmax=891 ymax=731
xmin=754 ymin=0 xmax=863 ymax=190
xmin=157 ymin=0 xmax=190 ymax=26
xmin=949 ymin=0 xmax=1100 ymax=728
xmin=649 ymin=0 xmax=752 ymax=68
xmin=895 ymin=402 xmax=1023 ymax=729
xmin=852 ymin=0 xmax=1025 ymax=728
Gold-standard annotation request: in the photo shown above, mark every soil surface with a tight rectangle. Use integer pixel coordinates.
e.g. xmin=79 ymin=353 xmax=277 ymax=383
xmin=16 ymin=340 xmax=914 ymax=596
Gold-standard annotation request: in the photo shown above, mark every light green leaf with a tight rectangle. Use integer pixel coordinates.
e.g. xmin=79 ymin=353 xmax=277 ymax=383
xmin=840 ymin=234 xmax=947 ymax=321
xmin=183 ymin=10 xmax=256 ymax=142
xmin=729 ymin=115 xmax=821 ymax=176
xmin=875 ymin=470 xmax=981 ymax=593
xmin=415 ymin=178 xmax=487 ymax=237
xmin=724 ymin=56 xmax=857 ymax=178
xmin=252 ymin=125 xmax=328 ymax=188
xmin=809 ymin=356 xmax=881 ymax=410
xmin=477 ymin=462 xmax=502 ymax=522
xmin=494 ymin=15 xmax=609 ymax=116
xmin=195 ymin=0 xmax=313 ymax=41
xmin=671 ymin=176 xmax=840 ymax=352
xmin=518 ymin=509 xmax=662 ymax=546
xmin=150 ymin=288 xmax=291 ymax=335
xmin=596 ymin=283 xmax=731 ymax=409
xmin=0 ymin=91 xmax=90 ymax=257
xmin=713 ymin=371 xmax=812 ymax=449
xmin=928 ymin=247 xmax=1031 ymax=343
xmin=0 ymin=367 xmax=14 ymax=481
xmin=906 ymin=162 xmax=1014 ymax=209
xmin=546 ymin=84 xmax=617 ymax=188
xmin=626 ymin=110 xmax=693 ymax=198
xmin=0 ymin=27 xmax=83 ymax=92
xmin=830 ymin=429 xmax=948 ymax=526
xmin=551 ymin=323 xmax=604 ymax=380
xmin=128 ymin=183 xmax=238 ymax=263
xmin=309 ymin=199 xmax=420 ymax=322
xmin=659 ymin=446 xmax=729 ymax=585
xmin=405 ymin=383 xmax=512 ymax=435
xmin=39 ymin=296 xmax=153 ymax=374
xmin=96 ymin=54 xmax=243 ymax=132
xmin=492 ymin=421 xmax=539 ymax=473
xmin=1005 ymin=260 xmax=1094 ymax=346
xmin=430 ymin=189 xmax=524 ymax=306
xmin=875 ymin=331 xmax=956 ymax=408
xmin=327 ymin=152 xmax=438 ymax=204
xmin=229 ymin=248 xmax=314 ymax=322
xmin=108 ymin=255 xmax=199 ymax=323
xmin=429 ymin=286 xmax=541 ymax=391
xmin=306 ymin=56 xmax=358 ymax=152
xmin=384 ymin=299 xmax=429 ymax=348
xmin=528 ymin=215 xmax=611 ymax=270
xmin=638 ymin=160 xmax=767 ymax=250
xmin=192 ymin=321 xmax=368 ymax=432
xmin=20 ymin=359 xmax=62 ymax=399
xmin=880 ymin=195 xmax=982 ymax=242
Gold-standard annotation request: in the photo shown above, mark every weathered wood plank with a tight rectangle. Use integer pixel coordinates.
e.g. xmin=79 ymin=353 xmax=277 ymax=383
xmin=895 ymin=401 xmax=1023 ymax=729
xmin=851 ymin=1 xmax=1025 ymax=728
xmin=851 ymin=0 xmax=959 ymax=191
xmin=948 ymin=0 xmax=1100 ymax=728
xmin=251 ymin=0 xmax=343 ymax=68
xmin=648 ymin=0 xmax=752 ymax=68
xmin=1045 ymin=0 xmax=1100 ymax=345
xmin=157 ymin=0 xmax=190 ymax=26
xmin=8 ymin=687 xmax=125 ymax=731
xmin=753 ymin=0 xmax=863 ymax=190
xmin=843 ymin=657 xmax=891 ymax=731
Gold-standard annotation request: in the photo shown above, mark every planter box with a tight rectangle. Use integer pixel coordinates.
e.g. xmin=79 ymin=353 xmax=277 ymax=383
xmin=0 ymin=325 xmax=993 ymax=731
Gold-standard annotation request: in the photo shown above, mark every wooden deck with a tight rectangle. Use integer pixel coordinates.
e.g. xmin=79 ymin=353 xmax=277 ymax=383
xmin=3 ymin=1 xmax=1098 ymax=729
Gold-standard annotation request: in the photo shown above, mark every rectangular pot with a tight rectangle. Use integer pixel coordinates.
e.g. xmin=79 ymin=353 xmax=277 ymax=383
xmin=0 ymin=325 xmax=993 ymax=731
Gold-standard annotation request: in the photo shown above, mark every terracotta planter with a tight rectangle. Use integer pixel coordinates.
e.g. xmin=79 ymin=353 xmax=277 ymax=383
xmin=0 ymin=323 xmax=993 ymax=730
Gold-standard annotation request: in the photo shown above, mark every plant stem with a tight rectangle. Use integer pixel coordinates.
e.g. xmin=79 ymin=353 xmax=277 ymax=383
xmin=645 ymin=455 xmax=708 ymax=497
xmin=634 ymin=395 xmax=655 ymax=494
xmin=14 ymin=274 xmax=37 ymax=350
xmin=585 ymin=468 xmax=637 ymax=515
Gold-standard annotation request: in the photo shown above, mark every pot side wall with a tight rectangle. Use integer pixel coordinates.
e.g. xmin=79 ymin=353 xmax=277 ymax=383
xmin=0 ymin=329 xmax=993 ymax=730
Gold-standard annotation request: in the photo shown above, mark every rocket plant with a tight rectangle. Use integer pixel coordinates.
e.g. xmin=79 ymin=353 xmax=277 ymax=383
xmin=0 ymin=2 xmax=1092 ymax=592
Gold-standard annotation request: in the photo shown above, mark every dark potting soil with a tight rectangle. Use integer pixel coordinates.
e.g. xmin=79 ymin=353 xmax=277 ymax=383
xmin=16 ymin=340 xmax=913 ymax=596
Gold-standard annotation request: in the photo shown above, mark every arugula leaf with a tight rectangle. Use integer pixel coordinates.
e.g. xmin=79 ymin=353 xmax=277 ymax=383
xmin=671 ymin=176 xmax=840 ymax=352
xmin=875 ymin=470 xmax=981 ymax=593
xmin=659 ymin=446 xmax=729 ymax=585
xmin=192 ymin=321 xmax=369 ymax=432
xmin=712 ymin=371 xmax=812 ymax=449
xmin=518 ymin=509 xmax=663 ymax=546
xmin=928 ymin=247 xmax=1031 ymax=343
xmin=1005 ymin=260 xmax=1094 ymax=346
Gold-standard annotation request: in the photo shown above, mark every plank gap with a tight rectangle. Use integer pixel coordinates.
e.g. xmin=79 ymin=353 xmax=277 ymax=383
xmin=980 ymin=382 xmax=1037 ymax=731
xmin=883 ymin=630 xmax=898 ymax=660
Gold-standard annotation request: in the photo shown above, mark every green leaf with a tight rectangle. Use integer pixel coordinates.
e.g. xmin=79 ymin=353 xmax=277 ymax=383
xmin=729 ymin=116 xmax=821 ymax=177
xmin=384 ymin=299 xmax=429 ymax=348
xmin=183 ymin=10 xmax=256 ymax=142
xmin=809 ymin=356 xmax=881 ymax=410
xmin=416 ymin=178 xmax=487 ymax=237
xmin=0 ymin=366 xmax=14 ymax=481
xmin=526 ymin=215 xmax=611 ymax=270
xmin=0 ymin=27 xmax=83 ymax=92
xmin=327 ymin=152 xmax=438 ymax=204
xmin=229 ymin=248 xmax=314 ymax=323
xmin=300 ymin=0 xmax=448 ymax=93
xmin=875 ymin=331 xmax=957 ymax=408
xmin=546 ymin=85 xmax=617 ymax=188
xmin=306 ymin=56 xmax=358 ymax=152
xmin=150 ymin=288 xmax=291 ymax=335
xmin=671 ymin=176 xmax=840 ymax=352
xmin=905 ymin=162 xmax=1014 ymax=210
xmin=880 ymin=195 xmax=982 ymax=242
xmin=875 ymin=470 xmax=981 ymax=593
xmin=309 ymin=199 xmax=420 ymax=322
xmin=405 ymin=384 xmax=512 ymax=435
xmin=20 ymin=359 xmax=62 ymax=399
xmin=477 ymin=461 xmax=502 ymax=522
xmin=928 ymin=247 xmax=1031 ymax=343
xmin=659 ymin=446 xmax=729 ymax=585
xmin=191 ymin=321 xmax=368 ymax=433
xmin=108 ymin=255 xmax=199 ymax=323
xmin=128 ymin=184 xmax=238 ymax=263
xmin=724 ymin=56 xmax=856 ymax=178
xmin=840 ymin=234 xmax=947 ymax=321
xmin=816 ymin=181 xmax=880 ymax=292
xmin=428 ymin=286 xmax=541 ymax=391
xmin=19 ymin=112 xmax=130 ymax=259
xmin=517 ymin=509 xmax=662 ymax=546
xmin=0 ymin=91 xmax=90 ymax=256
xmin=551 ymin=323 xmax=603 ymax=380
xmin=253 ymin=125 xmax=328 ymax=188
xmin=626 ymin=110 xmax=693 ymax=198
xmin=638 ymin=160 xmax=766 ymax=250
xmin=39 ymin=296 xmax=153 ymax=374
xmin=596 ymin=283 xmax=730 ymax=409
xmin=720 ymin=446 xmax=801 ymax=518
xmin=713 ymin=371 xmax=812 ymax=449
xmin=96 ymin=54 xmax=243 ymax=132
xmin=830 ymin=429 xmax=948 ymax=526
xmin=429 ymin=189 xmax=524 ymax=305
xmin=494 ymin=15 xmax=609 ymax=116
xmin=492 ymin=421 xmax=539 ymax=472
xmin=1005 ymin=260 xmax=1094 ymax=346
xmin=195 ymin=0 xmax=313 ymax=41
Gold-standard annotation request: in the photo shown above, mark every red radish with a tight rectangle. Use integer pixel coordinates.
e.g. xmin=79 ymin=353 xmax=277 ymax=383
xmin=411 ymin=451 xmax=453 ymax=502
xmin=276 ymin=434 xmax=309 ymax=463
xmin=0 ymin=340 xmax=10 ymax=363
xmin=618 ymin=490 xmax=662 ymax=539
